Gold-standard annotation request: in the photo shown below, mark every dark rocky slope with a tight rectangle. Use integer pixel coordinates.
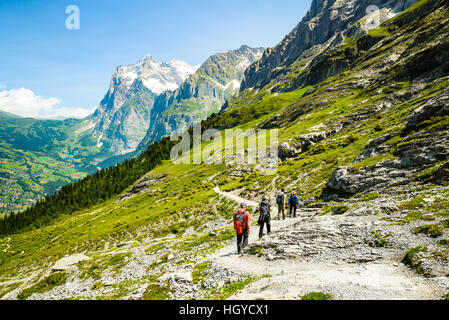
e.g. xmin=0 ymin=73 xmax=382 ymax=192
xmin=241 ymin=0 xmax=418 ymax=92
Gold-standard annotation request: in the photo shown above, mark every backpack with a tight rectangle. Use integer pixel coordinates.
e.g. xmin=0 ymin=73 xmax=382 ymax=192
xmin=276 ymin=193 xmax=285 ymax=205
xmin=290 ymin=195 xmax=299 ymax=206
xmin=234 ymin=210 xmax=246 ymax=235
xmin=258 ymin=201 xmax=270 ymax=223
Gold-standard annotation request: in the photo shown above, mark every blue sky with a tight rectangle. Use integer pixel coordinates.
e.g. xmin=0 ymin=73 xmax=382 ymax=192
xmin=0 ymin=0 xmax=311 ymax=119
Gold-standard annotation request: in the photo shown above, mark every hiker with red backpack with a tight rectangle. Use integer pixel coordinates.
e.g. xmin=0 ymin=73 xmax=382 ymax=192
xmin=233 ymin=203 xmax=252 ymax=256
xmin=257 ymin=196 xmax=273 ymax=239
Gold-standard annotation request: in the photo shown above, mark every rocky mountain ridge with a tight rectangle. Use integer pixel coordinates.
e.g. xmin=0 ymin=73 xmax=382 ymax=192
xmin=240 ymin=0 xmax=418 ymax=92
xmin=91 ymin=46 xmax=264 ymax=156
xmin=136 ymin=45 xmax=264 ymax=153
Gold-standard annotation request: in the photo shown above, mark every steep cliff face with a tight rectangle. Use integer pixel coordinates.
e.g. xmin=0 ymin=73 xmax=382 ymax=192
xmin=92 ymin=82 xmax=156 ymax=155
xmin=240 ymin=0 xmax=418 ymax=92
xmin=136 ymin=46 xmax=264 ymax=153
xmin=91 ymin=56 xmax=198 ymax=155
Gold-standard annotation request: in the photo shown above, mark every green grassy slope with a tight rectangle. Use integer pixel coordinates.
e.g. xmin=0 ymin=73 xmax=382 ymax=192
xmin=2 ymin=0 xmax=447 ymax=235
xmin=0 ymin=115 xmax=114 ymax=213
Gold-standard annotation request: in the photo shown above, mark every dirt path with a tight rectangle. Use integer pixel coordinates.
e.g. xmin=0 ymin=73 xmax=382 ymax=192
xmin=211 ymin=187 xmax=443 ymax=300
xmin=44 ymin=208 xmax=113 ymax=249
xmin=214 ymin=187 xmax=260 ymax=209
xmin=2 ymin=237 xmax=11 ymax=253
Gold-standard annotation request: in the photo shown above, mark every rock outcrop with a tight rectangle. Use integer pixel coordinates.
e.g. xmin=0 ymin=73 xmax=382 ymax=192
xmin=327 ymin=86 xmax=449 ymax=195
xmin=278 ymin=127 xmax=343 ymax=161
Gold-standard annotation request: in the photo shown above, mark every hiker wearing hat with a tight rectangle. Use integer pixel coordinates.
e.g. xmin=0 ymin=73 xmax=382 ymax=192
xmin=288 ymin=191 xmax=299 ymax=218
xmin=257 ymin=196 xmax=273 ymax=239
xmin=233 ymin=202 xmax=252 ymax=256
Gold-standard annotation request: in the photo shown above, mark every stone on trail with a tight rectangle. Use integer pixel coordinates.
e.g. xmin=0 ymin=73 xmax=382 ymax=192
xmin=116 ymin=241 xmax=138 ymax=248
xmin=158 ymin=271 xmax=193 ymax=285
xmin=51 ymin=253 xmax=91 ymax=271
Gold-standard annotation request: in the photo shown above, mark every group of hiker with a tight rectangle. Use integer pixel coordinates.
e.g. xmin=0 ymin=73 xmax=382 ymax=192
xmin=232 ymin=189 xmax=300 ymax=256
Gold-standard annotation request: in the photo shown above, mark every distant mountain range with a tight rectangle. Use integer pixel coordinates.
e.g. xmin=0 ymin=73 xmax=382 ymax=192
xmin=91 ymin=45 xmax=263 ymax=156
xmin=136 ymin=45 xmax=264 ymax=154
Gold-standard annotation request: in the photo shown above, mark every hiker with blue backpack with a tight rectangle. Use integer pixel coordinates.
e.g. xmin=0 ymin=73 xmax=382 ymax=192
xmin=288 ymin=191 xmax=299 ymax=218
xmin=257 ymin=196 xmax=273 ymax=239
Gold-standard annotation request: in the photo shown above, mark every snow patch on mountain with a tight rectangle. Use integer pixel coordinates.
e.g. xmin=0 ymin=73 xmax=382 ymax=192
xmin=112 ymin=56 xmax=197 ymax=95
xmin=226 ymin=79 xmax=241 ymax=90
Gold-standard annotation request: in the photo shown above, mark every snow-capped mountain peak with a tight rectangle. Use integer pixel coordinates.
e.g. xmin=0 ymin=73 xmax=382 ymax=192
xmin=110 ymin=56 xmax=197 ymax=96
xmin=168 ymin=59 xmax=201 ymax=80
xmin=91 ymin=54 xmax=199 ymax=155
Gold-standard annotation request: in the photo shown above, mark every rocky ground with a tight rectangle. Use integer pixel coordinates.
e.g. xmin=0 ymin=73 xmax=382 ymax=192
xmin=209 ymin=188 xmax=449 ymax=300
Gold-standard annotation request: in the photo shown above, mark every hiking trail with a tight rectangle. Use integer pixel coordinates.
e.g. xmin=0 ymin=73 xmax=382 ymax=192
xmin=210 ymin=187 xmax=445 ymax=300
xmin=2 ymin=187 xmax=446 ymax=300
xmin=2 ymin=238 xmax=11 ymax=253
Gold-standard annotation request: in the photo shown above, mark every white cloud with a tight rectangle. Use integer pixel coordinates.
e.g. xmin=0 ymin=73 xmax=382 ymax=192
xmin=43 ymin=106 xmax=95 ymax=120
xmin=0 ymin=88 xmax=94 ymax=119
